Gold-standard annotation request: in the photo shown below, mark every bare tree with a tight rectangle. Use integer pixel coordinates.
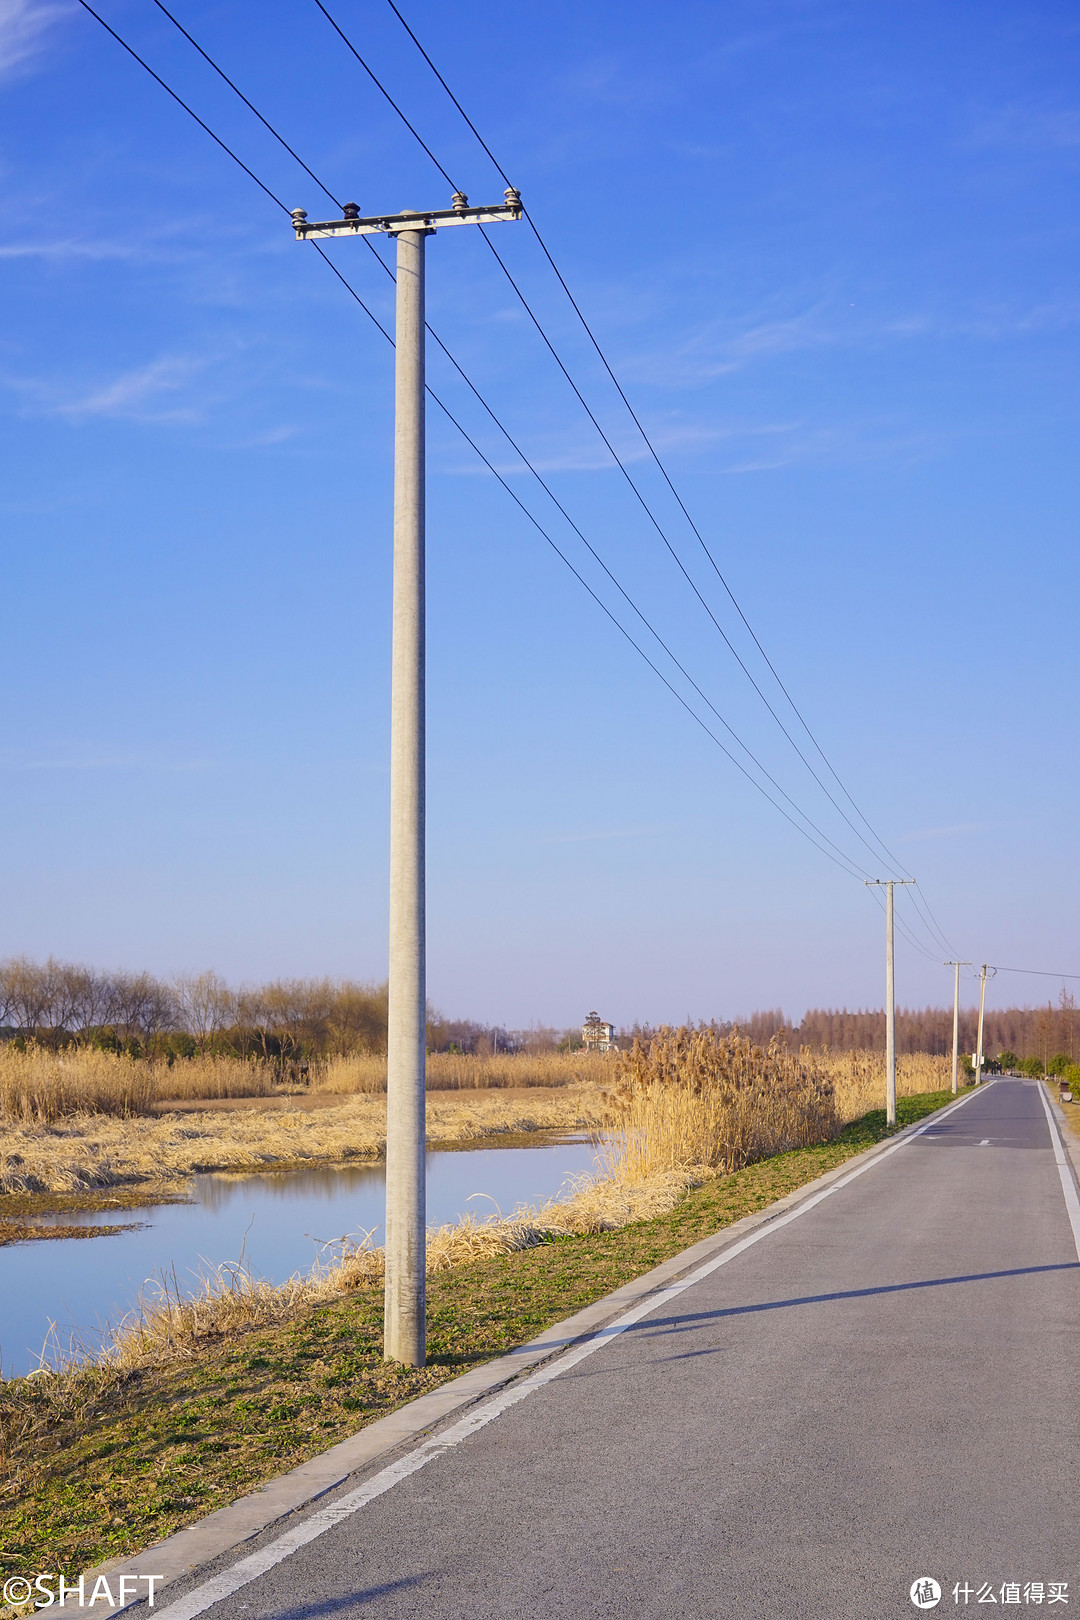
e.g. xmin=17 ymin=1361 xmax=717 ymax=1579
xmin=3 ymin=957 xmax=51 ymax=1037
xmin=174 ymin=971 xmax=234 ymax=1052
xmin=111 ymin=972 xmax=176 ymax=1045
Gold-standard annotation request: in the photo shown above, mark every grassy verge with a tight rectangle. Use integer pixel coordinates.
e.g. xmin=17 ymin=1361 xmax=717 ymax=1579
xmin=0 ymin=1088 xmax=962 ymax=1579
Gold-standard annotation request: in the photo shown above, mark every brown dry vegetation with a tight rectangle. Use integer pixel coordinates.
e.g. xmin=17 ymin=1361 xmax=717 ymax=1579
xmin=0 ymin=1042 xmax=948 ymax=1198
xmin=605 ymin=1028 xmax=838 ymax=1179
xmin=0 ymin=1044 xmax=607 ymax=1125
xmin=830 ymin=1048 xmax=949 ymax=1121
xmin=320 ymin=1048 xmax=612 ymax=1093
xmin=603 ymin=1031 xmax=948 ymax=1181
xmin=0 ymin=1085 xmax=608 ymax=1198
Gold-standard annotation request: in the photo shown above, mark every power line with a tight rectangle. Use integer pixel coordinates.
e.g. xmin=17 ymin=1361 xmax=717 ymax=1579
xmin=373 ymin=0 xmax=919 ymax=885
xmin=134 ymin=0 xmax=887 ymax=895
xmin=137 ymin=0 xmax=879 ymax=877
xmin=312 ymin=0 xmax=456 ymax=190
xmin=866 ymin=886 xmax=942 ymax=963
xmin=899 ymin=882 xmax=962 ymax=961
xmin=71 ymin=0 xmax=875 ymax=883
xmin=993 ymin=966 xmax=1080 ymax=982
xmin=74 ymin=0 xmax=289 ymax=217
xmin=149 ymin=0 xmax=345 ymax=212
xmin=369 ymin=0 xmax=985 ymax=962
xmin=311 ymin=0 xmax=910 ymax=884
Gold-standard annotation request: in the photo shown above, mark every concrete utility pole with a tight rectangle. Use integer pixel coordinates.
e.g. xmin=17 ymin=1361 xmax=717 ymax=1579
xmin=292 ymin=190 xmax=521 ymax=1367
xmin=944 ymin=960 xmax=972 ymax=1095
xmin=866 ymin=880 xmax=915 ymax=1126
xmin=974 ymin=963 xmax=991 ymax=1086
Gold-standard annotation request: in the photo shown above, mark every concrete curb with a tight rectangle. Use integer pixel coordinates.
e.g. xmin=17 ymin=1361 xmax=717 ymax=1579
xmin=1045 ymin=1083 xmax=1080 ymax=1188
xmin=84 ymin=1103 xmax=965 ymax=1610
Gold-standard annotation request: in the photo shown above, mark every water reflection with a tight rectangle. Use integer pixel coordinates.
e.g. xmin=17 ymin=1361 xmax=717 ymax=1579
xmin=0 ymin=1136 xmax=602 ymax=1378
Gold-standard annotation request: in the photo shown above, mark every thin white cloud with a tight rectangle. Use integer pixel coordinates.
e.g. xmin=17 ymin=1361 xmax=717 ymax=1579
xmin=52 ymin=356 xmax=206 ymax=422
xmin=0 ymin=0 xmax=68 ymax=80
xmin=0 ymin=238 xmax=141 ymax=262
xmin=236 ymin=424 xmax=298 ymax=448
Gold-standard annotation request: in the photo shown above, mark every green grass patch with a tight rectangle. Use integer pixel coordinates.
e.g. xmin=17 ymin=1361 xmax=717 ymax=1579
xmin=0 ymin=1087 xmax=967 ymax=1577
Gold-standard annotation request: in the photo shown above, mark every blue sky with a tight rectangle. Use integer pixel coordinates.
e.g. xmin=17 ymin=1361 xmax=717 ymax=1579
xmin=1 ymin=0 xmax=1078 ymax=1027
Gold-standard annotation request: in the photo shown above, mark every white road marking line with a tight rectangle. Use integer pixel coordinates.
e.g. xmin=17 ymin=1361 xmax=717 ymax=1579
xmin=149 ymin=1083 xmax=989 ymax=1620
xmin=1035 ymin=1083 xmax=1080 ymax=1261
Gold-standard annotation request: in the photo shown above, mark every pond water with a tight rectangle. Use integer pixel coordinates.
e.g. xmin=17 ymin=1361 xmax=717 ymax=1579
xmin=0 ymin=1136 xmax=602 ymax=1379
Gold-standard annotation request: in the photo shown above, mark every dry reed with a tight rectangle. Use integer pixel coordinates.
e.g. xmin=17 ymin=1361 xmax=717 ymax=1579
xmin=318 ymin=1048 xmax=612 ymax=1093
xmin=0 ymin=1044 xmax=613 ymax=1125
xmin=0 ymin=1086 xmax=608 ymax=1196
xmin=0 ymin=1045 xmax=154 ymax=1123
xmin=0 ymin=1045 xmax=279 ymax=1123
xmin=603 ymin=1027 xmax=839 ymax=1180
xmin=825 ymin=1049 xmax=950 ymax=1123
xmin=0 ymin=1029 xmax=955 ymax=1391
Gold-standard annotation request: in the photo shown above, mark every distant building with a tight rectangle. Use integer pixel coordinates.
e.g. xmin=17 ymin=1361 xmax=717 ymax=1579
xmin=582 ymin=1011 xmax=616 ymax=1053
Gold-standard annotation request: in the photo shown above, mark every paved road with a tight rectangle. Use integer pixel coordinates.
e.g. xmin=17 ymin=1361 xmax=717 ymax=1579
xmin=156 ymin=1080 xmax=1079 ymax=1619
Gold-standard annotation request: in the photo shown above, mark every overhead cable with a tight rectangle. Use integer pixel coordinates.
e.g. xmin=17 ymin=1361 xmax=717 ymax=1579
xmin=372 ymin=0 xmax=920 ymax=885
xmin=992 ymin=966 xmax=1080 ymax=981
xmin=137 ymin=0 xmax=879 ymax=878
xmin=309 ymin=0 xmax=910 ymax=885
xmin=72 ymin=0 xmax=875 ymax=882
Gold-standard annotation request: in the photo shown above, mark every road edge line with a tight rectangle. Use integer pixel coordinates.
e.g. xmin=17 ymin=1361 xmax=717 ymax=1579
xmin=1035 ymin=1082 xmax=1080 ymax=1260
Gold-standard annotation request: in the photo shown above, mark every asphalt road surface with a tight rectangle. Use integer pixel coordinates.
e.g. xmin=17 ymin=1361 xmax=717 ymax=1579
xmin=155 ymin=1080 xmax=1080 ymax=1620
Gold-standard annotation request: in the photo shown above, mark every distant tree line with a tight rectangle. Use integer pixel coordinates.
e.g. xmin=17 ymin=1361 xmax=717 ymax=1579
xmin=3 ymin=954 xmax=1076 ymax=1068
xmin=627 ymin=993 xmax=1080 ymax=1068
xmin=794 ymin=997 xmax=1079 ymax=1064
xmin=0 ymin=957 xmax=578 ymax=1060
xmin=0 ymin=958 xmax=389 ymax=1060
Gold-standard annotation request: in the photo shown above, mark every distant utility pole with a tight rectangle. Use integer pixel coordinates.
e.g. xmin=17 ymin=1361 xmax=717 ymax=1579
xmin=974 ymin=963 xmax=995 ymax=1086
xmin=866 ymin=880 xmax=915 ymax=1125
xmin=944 ymin=960 xmax=972 ymax=1095
xmin=292 ymin=190 xmax=522 ymax=1367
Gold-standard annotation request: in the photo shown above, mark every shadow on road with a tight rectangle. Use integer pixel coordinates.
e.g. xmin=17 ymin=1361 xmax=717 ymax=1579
xmin=275 ymin=1575 xmax=433 ymax=1616
xmin=627 ymin=1260 xmax=1080 ymax=1340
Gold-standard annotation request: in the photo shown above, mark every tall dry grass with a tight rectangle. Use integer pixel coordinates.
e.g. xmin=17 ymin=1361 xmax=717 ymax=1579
xmin=318 ymin=1048 xmax=612 ymax=1093
xmin=603 ymin=1027 xmax=838 ymax=1180
xmin=602 ymin=1038 xmax=953 ymax=1183
xmin=0 ymin=1033 xmax=957 ymax=1388
xmin=0 ymin=1045 xmax=154 ymax=1123
xmin=0 ymin=1043 xmax=612 ymax=1122
xmin=0 ymin=1045 xmax=279 ymax=1123
xmin=825 ymin=1049 xmax=950 ymax=1123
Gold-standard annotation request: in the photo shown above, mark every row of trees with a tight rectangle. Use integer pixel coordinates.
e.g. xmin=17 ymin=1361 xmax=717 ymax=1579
xmin=625 ymin=994 xmax=1080 ymax=1066
xmin=793 ymin=996 xmax=1079 ymax=1064
xmin=0 ymin=957 xmax=573 ymax=1059
xmin=3 ymin=954 xmax=1076 ymax=1066
xmin=0 ymin=958 xmax=389 ymax=1059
